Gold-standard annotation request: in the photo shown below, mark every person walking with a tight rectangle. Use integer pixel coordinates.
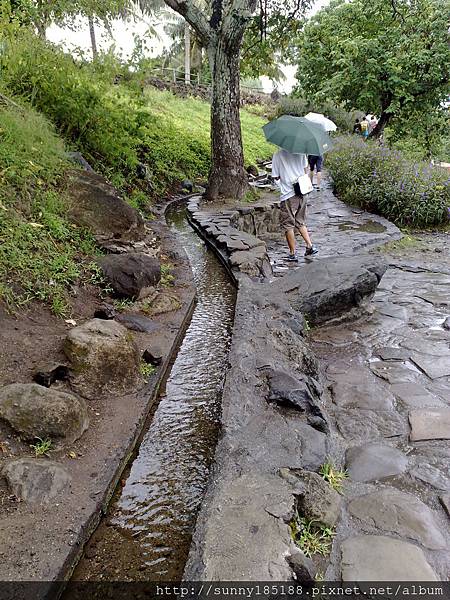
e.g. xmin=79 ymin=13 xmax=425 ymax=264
xmin=360 ymin=117 xmax=370 ymax=139
xmin=308 ymin=154 xmax=323 ymax=190
xmin=271 ymin=148 xmax=318 ymax=262
xmin=353 ymin=118 xmax=362 ymax=135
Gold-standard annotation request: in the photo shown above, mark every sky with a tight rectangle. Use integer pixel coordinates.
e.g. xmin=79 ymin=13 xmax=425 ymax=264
xmin=47 ymin=0 xmax=330 ymax=94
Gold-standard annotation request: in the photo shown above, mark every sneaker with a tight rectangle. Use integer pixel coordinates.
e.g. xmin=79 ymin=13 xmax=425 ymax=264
xmin=305 ymin=245 xmax=318 ymax=256
xmin=287 ymin=253 xmax=298 ymax=262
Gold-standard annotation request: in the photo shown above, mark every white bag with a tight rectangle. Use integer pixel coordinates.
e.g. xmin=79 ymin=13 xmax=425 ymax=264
xmin=296 ymin=174 xmax=313 ymax=195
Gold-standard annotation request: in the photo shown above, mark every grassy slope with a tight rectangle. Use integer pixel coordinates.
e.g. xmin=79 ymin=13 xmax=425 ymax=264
xmin=0 ymin=102 xmax=98 ymax=315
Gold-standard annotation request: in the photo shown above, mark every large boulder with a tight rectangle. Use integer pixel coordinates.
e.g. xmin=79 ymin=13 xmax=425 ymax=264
xmin=3 ymin=459 xmax=71 ymax=504
xmin=63 ymin=319 xmax=141 ymax=399
xmin=98 ymin=253 xmax=161 ymax=300
xmin=0 ymin=383 xmax=88 ymax=443
xmin=273 ymin=255 xmax=387 ymax=325
xmin=67 ymin=170 xmax=145 ymax=244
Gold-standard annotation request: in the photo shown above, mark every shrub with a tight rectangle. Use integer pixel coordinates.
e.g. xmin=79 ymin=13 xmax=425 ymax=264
xmin=326 ymin=136 xmax=450 ymax=227
xmin=277 ymin=97 xmax=363 ymax=133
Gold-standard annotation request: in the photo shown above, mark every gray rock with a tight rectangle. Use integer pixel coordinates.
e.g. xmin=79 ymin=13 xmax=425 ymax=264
xmin=0 ymin=383 xmax=88 ymax=443
xmin=68 ymin=170 xmax=145 ymax=243
xmin=281 ymin=469 xmax=342 ymax=527
xmin=411 ymin=464 xmax=450 ymax=491
xmin=443 ymin=316 xmax=450 ymax=331
xmin=346 ymin=443 xmax=408 ymax=482
xmin=411 ymin=354 xmax=450 ymax=380
xmin=336 ymin=409 xmax=407 ymax=440
xmin=377 ymin=303 xmax=408 ymax=320
xmin=286 ymin=548 xmax=316 ymax=582
xmin=341 ymin=535 xmax=438 ymax=581
xmin=33 ymin=363 xmax=69 ymax=388
xmin=116 ymin=314 xmax=159 ymax=333
xmin=3 ymin=459 xmax=71 ymax=504
xmin=331 ymin=382 xmax=394 ymax=410
xmin=391 ymin=383 xmax=444 ymax=408
xmin=98 ymin=253 xmax=161 ymax=300
xmin=64 ymin=319 xmax=141 ymax=400
xmin=276 ymin=255 xmax=387 ymax=325
xmin=439 ymin=493 xmax=450 ymax=517
xmin=348 ymin=488 xmax=447 ymax=550
xmin=409 ymin=409 xmax=450 ymax=441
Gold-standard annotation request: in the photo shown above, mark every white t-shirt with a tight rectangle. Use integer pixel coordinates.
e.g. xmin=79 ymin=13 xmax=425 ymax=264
xmin=271 ymin=149 xmax=308 ymax=201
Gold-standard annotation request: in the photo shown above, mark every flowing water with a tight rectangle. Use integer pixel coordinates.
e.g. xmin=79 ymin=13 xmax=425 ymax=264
xmin=70 ymin=203 xmax=236 ymax=582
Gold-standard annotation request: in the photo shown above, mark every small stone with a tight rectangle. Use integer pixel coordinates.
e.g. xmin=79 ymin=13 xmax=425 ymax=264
xmin=348 ymin=488 xmax=447 ymax=550
xmin=93 ymin=304 xmax=116 ymax=320
xmin=3 ymin=459 xmax=71 ymax=504
xmin=346 ymin=443 xmax=408 ymax=482
xmin=180 ymin=179 xmax=193 ymax=193
xmin=370 ymin=361 xmax=419 ymax=384
xmin=142 ymin=348 xmax=163 ymax=366
xmin=116 ymin=314 xmax=159 ymax=333
xmin=443 ymin=316 xmax=450 ymax=331
xmin=341 ymin=535 xmax=438 ymax=581
xmin=409 ymin=408 xmax=450 ymax=441
xmin=280 ymin=469 xmax=342 ymax=527
xmin=33 ymin=364 xmax=70 ymax=388
xmin=287 ymin=548 xmax=316 ymax=582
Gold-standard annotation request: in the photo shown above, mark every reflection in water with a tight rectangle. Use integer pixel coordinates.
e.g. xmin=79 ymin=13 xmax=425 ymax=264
xmin=79 ymin=205 xmax=235 ymax=581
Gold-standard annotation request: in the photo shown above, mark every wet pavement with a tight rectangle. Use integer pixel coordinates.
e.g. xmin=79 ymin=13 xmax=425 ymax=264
xmin=265 ymin=177 xmax=450 ymax=579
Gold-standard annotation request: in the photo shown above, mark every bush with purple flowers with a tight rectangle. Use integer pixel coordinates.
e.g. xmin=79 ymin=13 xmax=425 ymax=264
xmin=326 ymin=136 xmax=450 ymax=227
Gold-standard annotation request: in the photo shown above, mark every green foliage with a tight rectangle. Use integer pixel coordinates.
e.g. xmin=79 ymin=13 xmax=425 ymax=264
xmin=0 ymin=101 xmax=97 ymax=313
xmin=295 ymin=0 xmax=450 ymax=132
xmin=160 ymin=262 xmax=175 ymax=287
xmin=319 ymin=462 xmax=348 ymax=492
xmin=0 ymin=32 xmax=273 ymax=196
xmin=278 ymin=96 xmax=363 ymax=133
xmin=326 ymin=136 xmax=450 ymax=227
xmin=140 ymin=360 xmax=156 ymax=381
xmin=30 ymin=437 xmax=52 ymax=457
xmin=290 ymin=515 xmax=335 ymax=558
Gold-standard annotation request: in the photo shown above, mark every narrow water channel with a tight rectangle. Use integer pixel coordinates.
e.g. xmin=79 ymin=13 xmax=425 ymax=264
xmin=70 ymin=203 xmax=236 ymax=582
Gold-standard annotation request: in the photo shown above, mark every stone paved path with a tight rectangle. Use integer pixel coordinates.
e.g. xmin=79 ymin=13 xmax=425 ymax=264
xmin=265 ymin=177 xmax=450 ymax=579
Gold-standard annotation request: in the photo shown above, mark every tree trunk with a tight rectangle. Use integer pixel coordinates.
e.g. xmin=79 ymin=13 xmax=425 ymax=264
xmin=89 ymin=16 xmax=98 ymax=61
xmin=206 ymin=38 xmax=248 ymax=201
xmin=370 ymin=111 xmax=391 ymax=138
xmin=184 ymin=22 xmax=191 ymax=84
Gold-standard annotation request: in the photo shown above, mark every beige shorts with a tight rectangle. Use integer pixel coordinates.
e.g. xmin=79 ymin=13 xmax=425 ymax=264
xmin=280 ymin=194 xmax=307 ymax=232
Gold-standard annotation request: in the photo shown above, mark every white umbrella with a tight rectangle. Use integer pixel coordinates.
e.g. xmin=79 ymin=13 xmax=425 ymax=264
xmin=304 ymin=112 xmax=337 ymax=132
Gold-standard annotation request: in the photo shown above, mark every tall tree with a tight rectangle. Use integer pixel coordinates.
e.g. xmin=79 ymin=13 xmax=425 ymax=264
xmin=160 ymin=0 xmax=311 ymax=200
xmin=88 ymin=14 xmax=98 ymax=59
xmin=295 ymin=0 xmax=450 ymax=138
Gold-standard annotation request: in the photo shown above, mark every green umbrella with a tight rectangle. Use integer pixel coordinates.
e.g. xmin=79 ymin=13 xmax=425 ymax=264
xmin=262 ymin=115 xmax=332 ymax=155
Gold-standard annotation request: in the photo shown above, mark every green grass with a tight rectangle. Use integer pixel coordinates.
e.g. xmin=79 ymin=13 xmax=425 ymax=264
xmin=319 ymin=462 xmax=348 ymax=492
xmin=0 ymin=102 xmax=98 ymax=314
xmin=290 ymin=516 xmax=335 ymax=558
xmin=30 ymin=437 xmax=52 ymax=457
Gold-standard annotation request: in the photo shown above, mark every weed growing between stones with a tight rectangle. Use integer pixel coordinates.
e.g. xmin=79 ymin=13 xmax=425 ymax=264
xmin=30 ymin=437 xmax=52 ymax=457
xmin=290 ymin=515 xmax=335 ymax=558
xmin=113 ymin=298 xmax=136 ymax=312
xmin=319 ymin=462 xmax=348 ymax=492
xmin=140 ymin=361 xmax=156 ymax=382
xmin=160 ymin=263 xmax=175 ymax=287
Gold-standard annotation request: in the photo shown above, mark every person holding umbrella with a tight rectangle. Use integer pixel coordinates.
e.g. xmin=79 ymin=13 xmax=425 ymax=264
xmin=263 ymin=115 xmax=332 ymax=261
xmin=304 ymin=113 xmax=337 ymax=191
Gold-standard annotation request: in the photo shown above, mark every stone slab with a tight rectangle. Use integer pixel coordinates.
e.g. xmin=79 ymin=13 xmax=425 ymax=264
xmin=374 ymin=347 xmax=411 ymax=361
xmin=2 ymin=459 xmax=72 ymax=504
xmin=390 ymin=383 xmax=444 ymax=408
xmin=409 ymin=408 xmax=450 ymax=441
xmin=341 ymin=535 xmax=438 ymax=581
xmin=411 ymin=354 xmax=450 ymax=380
xmin=346 ymin=443 xmax=408 ymax=482
xmin=336 ymin=409 xmax=407 ymax=440
xmin=440 ymin=493 xmax=450 ymax=518
xmin=331 ymin=382 xmax=394 ymax=410
xmin=370 ymin=361 xmax=420 ymax=384
xmin=348 ymin=488 xmax=447 ymax=550
xmin=411 ymin=464 xmax=450 ymax=491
